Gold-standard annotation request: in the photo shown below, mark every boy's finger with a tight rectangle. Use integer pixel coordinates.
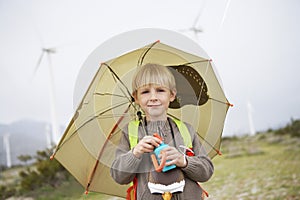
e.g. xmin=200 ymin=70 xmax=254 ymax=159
xmin=143 ymin=143 xmax=155 ymax=150
xmin=148 ymin=138 xmax=161 ymax=147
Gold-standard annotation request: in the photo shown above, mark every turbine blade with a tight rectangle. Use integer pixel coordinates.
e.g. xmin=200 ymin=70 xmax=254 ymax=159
xmin=192 ymin=0 xmax=206 ymax=28
xmin=32 ymin=51 xmax=45 ymax=78
xmin=220 ymin=0 xmax=231 ymax=30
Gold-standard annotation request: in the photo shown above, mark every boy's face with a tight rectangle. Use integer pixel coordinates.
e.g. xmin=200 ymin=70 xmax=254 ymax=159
xmin=134 ymin=84 xmax=176 ymax=121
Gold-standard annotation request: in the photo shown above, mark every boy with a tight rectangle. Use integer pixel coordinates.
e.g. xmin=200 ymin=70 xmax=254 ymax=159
xmin=110 ymin=63 xmax=213 ymax=200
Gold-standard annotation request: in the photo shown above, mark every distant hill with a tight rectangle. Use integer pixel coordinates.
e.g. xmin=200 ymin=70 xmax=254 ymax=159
xmin=0 ymin=120 xmax=64 ymax=167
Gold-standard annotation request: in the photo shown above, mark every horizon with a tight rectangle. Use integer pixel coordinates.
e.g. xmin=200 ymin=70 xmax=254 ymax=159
xmin=1 ymin=0 xmax=300 ymax=137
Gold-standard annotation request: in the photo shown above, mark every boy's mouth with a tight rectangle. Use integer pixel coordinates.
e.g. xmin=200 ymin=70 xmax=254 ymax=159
xmin=147 ymin=104 xmax=161 ymax=107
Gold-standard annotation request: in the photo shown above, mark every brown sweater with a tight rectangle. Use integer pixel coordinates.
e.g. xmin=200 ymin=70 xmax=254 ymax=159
xmin=110 ymin=119 xmax=214 ymax=200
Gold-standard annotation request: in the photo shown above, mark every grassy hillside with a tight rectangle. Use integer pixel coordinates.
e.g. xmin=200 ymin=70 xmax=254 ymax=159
xmin=1 ymin=131 xmax=300 ymax=200
xmin=202 ymin=133 xmax=300 ymax=199
xmin=56 ymin=132 xmax=300 ymax=200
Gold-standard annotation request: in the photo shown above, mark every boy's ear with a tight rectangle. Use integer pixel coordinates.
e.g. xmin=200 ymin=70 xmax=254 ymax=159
xmin=170 ymin=90 xmax=177 ymax=102
xmin=132 ymin=92 xmax=139 ymax=104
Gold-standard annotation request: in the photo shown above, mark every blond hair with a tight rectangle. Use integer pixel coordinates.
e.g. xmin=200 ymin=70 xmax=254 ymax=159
xmin=132 ymin=63 xmax=176 ymax=95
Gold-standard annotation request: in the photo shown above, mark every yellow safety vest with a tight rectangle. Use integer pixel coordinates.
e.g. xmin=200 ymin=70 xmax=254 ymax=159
xmin=127 ymin=119 xmax=209 ymax=199
xmin=128 ymin=118 xmax=193 ymax=149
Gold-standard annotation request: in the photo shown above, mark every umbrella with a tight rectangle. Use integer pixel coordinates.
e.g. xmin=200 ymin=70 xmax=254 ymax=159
xmin=51 ymin=40 xmax=232 ymax=197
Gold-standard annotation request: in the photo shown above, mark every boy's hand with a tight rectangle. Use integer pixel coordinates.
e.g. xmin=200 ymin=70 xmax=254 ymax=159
xmin=132 ymin=136 xmax=161 ymax=158
xmin=159 ymin=146 xmax=187 ymax=168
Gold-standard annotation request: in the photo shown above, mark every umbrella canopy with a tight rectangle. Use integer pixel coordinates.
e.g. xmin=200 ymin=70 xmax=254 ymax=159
xmin=52 ymin=41 xmax=232 ymax=197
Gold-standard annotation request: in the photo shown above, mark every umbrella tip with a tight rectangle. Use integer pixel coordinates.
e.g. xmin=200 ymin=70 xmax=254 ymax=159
xmin=227 ymin=102 xmax=234 ymax=107
xmin=49 ymin=152 xmax=56 ymax=160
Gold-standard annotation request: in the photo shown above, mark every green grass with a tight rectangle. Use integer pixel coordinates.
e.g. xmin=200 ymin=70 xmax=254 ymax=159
xmin=201 ymin=134 xmax=300 ymax=199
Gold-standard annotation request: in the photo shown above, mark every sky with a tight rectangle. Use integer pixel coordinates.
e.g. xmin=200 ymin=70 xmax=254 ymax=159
xmin=1 ymin=0 xmax=300 ymax=136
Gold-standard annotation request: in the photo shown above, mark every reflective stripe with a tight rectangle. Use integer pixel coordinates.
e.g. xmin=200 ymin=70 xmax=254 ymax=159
xmin=128 ymin=120 xmax=140 ymax=149
xmin=172 ymin=118 xmax=193 ymax=148
xmin=128 ymin=119 xmax=192 ymax=149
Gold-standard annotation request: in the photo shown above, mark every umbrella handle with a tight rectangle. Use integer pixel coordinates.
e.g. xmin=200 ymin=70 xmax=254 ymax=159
xmin=153 ymin=133 xmax=163 ymax=141
xmin=151 ymin=150 xmax=167 ymax=172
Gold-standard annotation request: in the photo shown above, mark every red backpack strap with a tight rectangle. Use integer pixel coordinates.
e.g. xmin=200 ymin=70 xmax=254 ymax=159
xmin=198 ymin=182 xmax=209 ymax=199
xmin=126 ymin=177 xmax=138 ymax=200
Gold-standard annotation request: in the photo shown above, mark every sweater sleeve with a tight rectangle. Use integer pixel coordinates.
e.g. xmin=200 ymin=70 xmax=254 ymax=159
xmin=110 ymin=128 xmax=142 ymax=185
xmin=181 ymin=124 xmax=214 ymax=182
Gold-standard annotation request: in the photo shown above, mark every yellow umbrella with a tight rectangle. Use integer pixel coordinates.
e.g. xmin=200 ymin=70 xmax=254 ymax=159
xmin=51 ymin=40 xmax=232 ymax=197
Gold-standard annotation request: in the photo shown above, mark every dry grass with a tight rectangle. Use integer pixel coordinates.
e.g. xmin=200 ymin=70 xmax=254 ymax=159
xmin=73 ymin=133 xmax=300 ymax=200
xmin=202 ymin=134 xmax=300 ymax=200
xmin=2 ymin=133 xmax=300 ymax=200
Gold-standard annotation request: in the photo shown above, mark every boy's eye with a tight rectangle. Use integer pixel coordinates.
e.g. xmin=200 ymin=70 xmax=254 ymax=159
xmin=156 ymin=88 xmax=166 ymax=92
xmin=140 ymin=90 xmax=149 ymax=94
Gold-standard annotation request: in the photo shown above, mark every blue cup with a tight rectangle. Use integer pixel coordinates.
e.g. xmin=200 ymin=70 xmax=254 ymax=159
xmin=153 ymin=142 xmax=176 ymax=172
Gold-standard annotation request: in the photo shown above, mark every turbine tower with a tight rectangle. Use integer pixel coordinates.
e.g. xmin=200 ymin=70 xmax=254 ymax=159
xmin=45 ymin=123 xmax=52 ymax=148
xmin=247 ymin=101 xmax=256 ymax=135
xmin=33 ymin=47 xmax=60 ymax=145
xmin=3 ymin=133 xmax=12 ymax=168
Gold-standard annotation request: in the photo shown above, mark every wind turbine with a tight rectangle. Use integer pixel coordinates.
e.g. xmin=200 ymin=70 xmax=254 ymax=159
xmin=219 ymin=0 xmax=231 ymax=30
xmin=247 ymin=100 xmax=256 ymax=135
xmin=33 ymin=46 xmax=60 ymax=145
xmin=179 ymin=1 xmax=206 ymax=41
xmin=3 ymin=133 xmax=12 ymax=168
xmin=45 ymin=124 xmax=52 ymax=149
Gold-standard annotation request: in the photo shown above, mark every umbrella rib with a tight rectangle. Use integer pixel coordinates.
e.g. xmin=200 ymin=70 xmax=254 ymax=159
xmin=138 ymin=40 xmax=160 ymax=66
xmin=169 ymin=111 xmax=222 ymax=156
xmin=197 ymin=134 xmax=222 ymax=156
xmin=95 ymin=113 xmax=135 ymax=119
xmin=102 ymin=64 xmax=140 ymax=111
xmin=197 ymin=60 xmax=210 ymax=106
xmin=167 ymin=60 xmax=230 ymax=158
xmin=185 ymin=60 xmax=233 ymax=107
xmin=182 ymin=60 xmax=211 ymax=65
xmin=167 ymin=113 xmax=222 ymax=156
xmin=167 ymin=61 xmax=211 ymax=107
xmin=85 ymin=103 xmax=132 ymax=194
xmin=54 ymin=101 xmax=133 ymax=151
xmin=94 ymin=92 xmax=129 ymax=99
xmin=86 ymin=101 xmax=131 ymax=128
xmin=195 ymin=60 xmax=224 ymax=156
xmin=165 ymin=60 xmax=212 ymax=68
xmin=175 ymin=61 xmax=233 ymax=108
xmin=101 ymin=63 xmax=134 ymax=103
xmin=209 ymin=97 xmax=233 ymax=107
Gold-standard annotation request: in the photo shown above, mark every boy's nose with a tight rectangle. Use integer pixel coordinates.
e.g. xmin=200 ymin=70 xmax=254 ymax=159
xmin=150 ymin=91 xmax=158 ymax=100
